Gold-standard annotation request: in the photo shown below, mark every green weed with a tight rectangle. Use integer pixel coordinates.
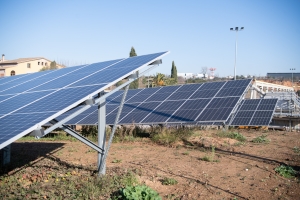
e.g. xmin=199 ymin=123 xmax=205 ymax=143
xmin=275 ymin=165 xmax=297 ymax=178
xmin=216 ymin=131 xmax=246 ymax=142
xmin=161 ymin=177 xmax=178 ymax=185
xmin=293 ymin=146 xmax=300 ymax=154
xmin=252 ymin=134 xmax=270 ymax=143
xmin=112 ymin=185 xmax=162 ymax=200
xmin=201 ymin=146 xmax=219 ymax=162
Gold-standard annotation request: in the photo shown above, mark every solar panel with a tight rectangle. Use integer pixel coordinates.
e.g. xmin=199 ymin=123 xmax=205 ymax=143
xmin=230 ymin=98 xmax=278 ymax=126
xmin=0 ymin=52 xmax=169 ymax=149
xmin=59 ymin=79 xmax=252 ymax=125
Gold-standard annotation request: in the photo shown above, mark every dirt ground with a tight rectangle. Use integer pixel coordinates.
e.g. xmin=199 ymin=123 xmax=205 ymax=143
xmin=4 ymin=129 xmax=300 ymax=199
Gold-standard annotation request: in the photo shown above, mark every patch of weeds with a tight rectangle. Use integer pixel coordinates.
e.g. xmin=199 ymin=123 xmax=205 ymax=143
xmin=293 ymin=146 xmax=300 ymax=154
xmin=234 ymin=142 xmax=245 ymax=146
xmin=161 ymin=177 xmax=178 ymax=185
xmin=201 ymin=146 xmax=219 ymax=162
xmin=182 ymin=151 xmax=189 ymax=155
xmin=275 ymin=165 xmax=297 ymax=178
xmin=216 ymin=131 xmax=246 ymax=142
xmin=251 ymin=134 xmax=270 ymax=144
xmin=150 ymin=127 xmax=194 ymax=146
xmin=112 ymin=185 xmax=162 ymax=200
xmin=112 ymin=159 xmax=122 ymax=163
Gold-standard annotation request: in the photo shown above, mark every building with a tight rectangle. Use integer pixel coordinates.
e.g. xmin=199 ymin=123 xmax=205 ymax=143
xmin=0 ymin=54 xmax=63 ymax=77
xmin=267 ymin=73 xmax=300 ymax=81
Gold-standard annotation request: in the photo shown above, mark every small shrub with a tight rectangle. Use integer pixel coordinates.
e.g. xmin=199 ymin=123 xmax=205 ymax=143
xmin=113 ymin=185 xmax=162 ymax=200
xmin=201 ymin=146 xmax=219 ymax=162
xmin=216 ymin=131 xmax=246 ymax=142
xmin=275 ymin=165 xmax=297 ymax=178
xmin=252 ymin=134 xmax=270 ymax=143
xmin=161 ymin=177 xmax=178 ymax=185
xmin=81 ymin=125 xmax=98 ymax=137
xmin=150 ymin=127 xmax=194 ymax=146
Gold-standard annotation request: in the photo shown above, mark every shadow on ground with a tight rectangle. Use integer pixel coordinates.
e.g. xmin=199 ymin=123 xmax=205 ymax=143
xmin=0 ymin=142 xmax=65 ymax=176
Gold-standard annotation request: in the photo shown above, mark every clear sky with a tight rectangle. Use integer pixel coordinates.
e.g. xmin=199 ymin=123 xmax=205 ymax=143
xmin=0 ymin=0 xmax=299 ymax=77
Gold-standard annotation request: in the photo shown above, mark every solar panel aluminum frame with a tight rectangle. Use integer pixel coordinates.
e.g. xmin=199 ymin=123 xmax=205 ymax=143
xmin=0 ymin=52 xmax=169 ymax=151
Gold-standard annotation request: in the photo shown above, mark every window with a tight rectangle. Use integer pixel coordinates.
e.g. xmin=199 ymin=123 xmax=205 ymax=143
xmin=45 ymin=62 xmax=48 ymax=66
xmin=27 ymin=63 xmax=31 ymax=68
xmin=38 ymin=62 xmax=40 ymax=65
xmin=41 ymin=62 xmax=43 ymax=65
xmin=11 ymin=70 xmax=15 ymax=76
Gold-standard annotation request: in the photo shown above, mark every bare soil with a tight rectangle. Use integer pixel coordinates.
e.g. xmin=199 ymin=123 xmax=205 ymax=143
xmin=3 ymin=129 xmax=300 ymax=199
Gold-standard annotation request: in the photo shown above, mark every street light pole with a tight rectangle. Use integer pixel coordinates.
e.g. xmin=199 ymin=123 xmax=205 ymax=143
xmin=230 ymin=27 xmax=244 ymax=80
xmin=290 ymin=68 xmax=296 ymax=89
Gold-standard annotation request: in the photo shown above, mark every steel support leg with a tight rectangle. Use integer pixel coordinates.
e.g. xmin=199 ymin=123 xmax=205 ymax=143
xmin=98 ymin=96 xmax=106 ymax=175
xmin=99 ymin=84 xmax=130 ymax=175
xmin=0 ymin=144 xmax=11 ymax=166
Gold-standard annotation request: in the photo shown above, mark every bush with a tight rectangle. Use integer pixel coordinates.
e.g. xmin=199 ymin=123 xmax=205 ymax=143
xmin=81 ymin=125 xmax=98 ymax=137
xmin=275 ymin=165 xmax=297 ymax=178
xmin=252 ymin=134 xmax=270 ymax=143
xmin=161 ymin=177 xmax=178 ymax=185
xmin=216 ymin=131 xmax=246 ymax=142
xmin=112 ymin=185 xmax=162 ymax=200
xmin=150 ymin=127 xmax=194 ymax=146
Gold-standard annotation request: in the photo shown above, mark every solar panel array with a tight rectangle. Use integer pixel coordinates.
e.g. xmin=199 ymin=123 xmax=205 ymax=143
xmin=0 ymin=52 xmax=168 ymax=149
xmin=58 ymin=79 xmax=252 ymax=125
xmin=229 ymin=98 xmax=278 ymax=126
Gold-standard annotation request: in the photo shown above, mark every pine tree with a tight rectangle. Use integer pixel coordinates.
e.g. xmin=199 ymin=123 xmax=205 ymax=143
xmin=129 ymin=47 xmax=137 ymax=57
xmin=171 ymin=61 xmax=178 ymax=83
xmin=129 ymin=47 xmax=139 ymax=89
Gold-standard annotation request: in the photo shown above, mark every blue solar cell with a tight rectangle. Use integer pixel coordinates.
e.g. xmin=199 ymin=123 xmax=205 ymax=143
xmin=249 ymin=111 xmax=273 ymax=125
xmin=119 ymin=102 xmax=161 ymax=124
xmin=146 ymin=85 xmax=180 ymax=102
xmin=230 ymin=111 xmax=255 ymax=125
xmin=126 ymin=88 xmax=160 ymax=103
xmin=197 ymin=97 xmax=239 ymax=121
xmin=0 ymin=91 xmax=50 ymax=115
xmin=199 ymin=81 xmax=225 ymax=90
xmin=0 ymin=112 xmax=57 ymax=146
xmin=164 ymin=84 xmax=201 ymax=101
xmin=30 ymin=61 xmax=121 ymax=92
xmin=222 ymin=79 xmax=251 ymax=89
xmin=141 ymin=100 xmax=185 ymax=123
xmin=216 ymin=87 xmax=246 ymax=97
xmin=0 ymin=94 xmax=14 ymax=103
xmin=15 ymin=85 xmax=106 ymax=113
xmin=190 ymin=89 xmax=219 ymax=99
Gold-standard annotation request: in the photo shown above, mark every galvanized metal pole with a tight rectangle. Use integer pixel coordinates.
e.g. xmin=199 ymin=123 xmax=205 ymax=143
xmin=98 ymin=93 xmax=106 ymax=175
xmin=99 ymin=84 xmax=130 ymax=175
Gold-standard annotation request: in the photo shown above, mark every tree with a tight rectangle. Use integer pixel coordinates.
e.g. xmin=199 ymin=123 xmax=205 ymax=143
xmin=129 ymin=47 xmax=139 ymax=89
xmin=50 ymin=61 xmax=57 ymax=70
xmin=201 ymin=67 xmax=208 ymax=78
xmin=171 ymin=61 xmax=178 ymax=83
xmin=153 ymin=73 xmax=165 ymax=87
xmin=129 ymin=47 xmax=137 ymax=57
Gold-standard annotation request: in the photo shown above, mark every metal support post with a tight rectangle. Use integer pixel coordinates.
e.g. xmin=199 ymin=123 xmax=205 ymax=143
xmin=0 ymin=144 xmax=11 ymax=166
xmin=99 ymin=84 xmax=130 ymax=175
xmin=98 ymin=93 xmax=106 ymax=175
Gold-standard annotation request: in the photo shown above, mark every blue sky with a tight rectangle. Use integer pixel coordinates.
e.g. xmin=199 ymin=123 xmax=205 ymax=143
xmin=0 ymin=0 xmax=299 ymax=77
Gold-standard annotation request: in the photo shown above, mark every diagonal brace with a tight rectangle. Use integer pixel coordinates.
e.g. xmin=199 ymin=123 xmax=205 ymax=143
xmin=60 ymin=124 xmax=104 ymax=153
